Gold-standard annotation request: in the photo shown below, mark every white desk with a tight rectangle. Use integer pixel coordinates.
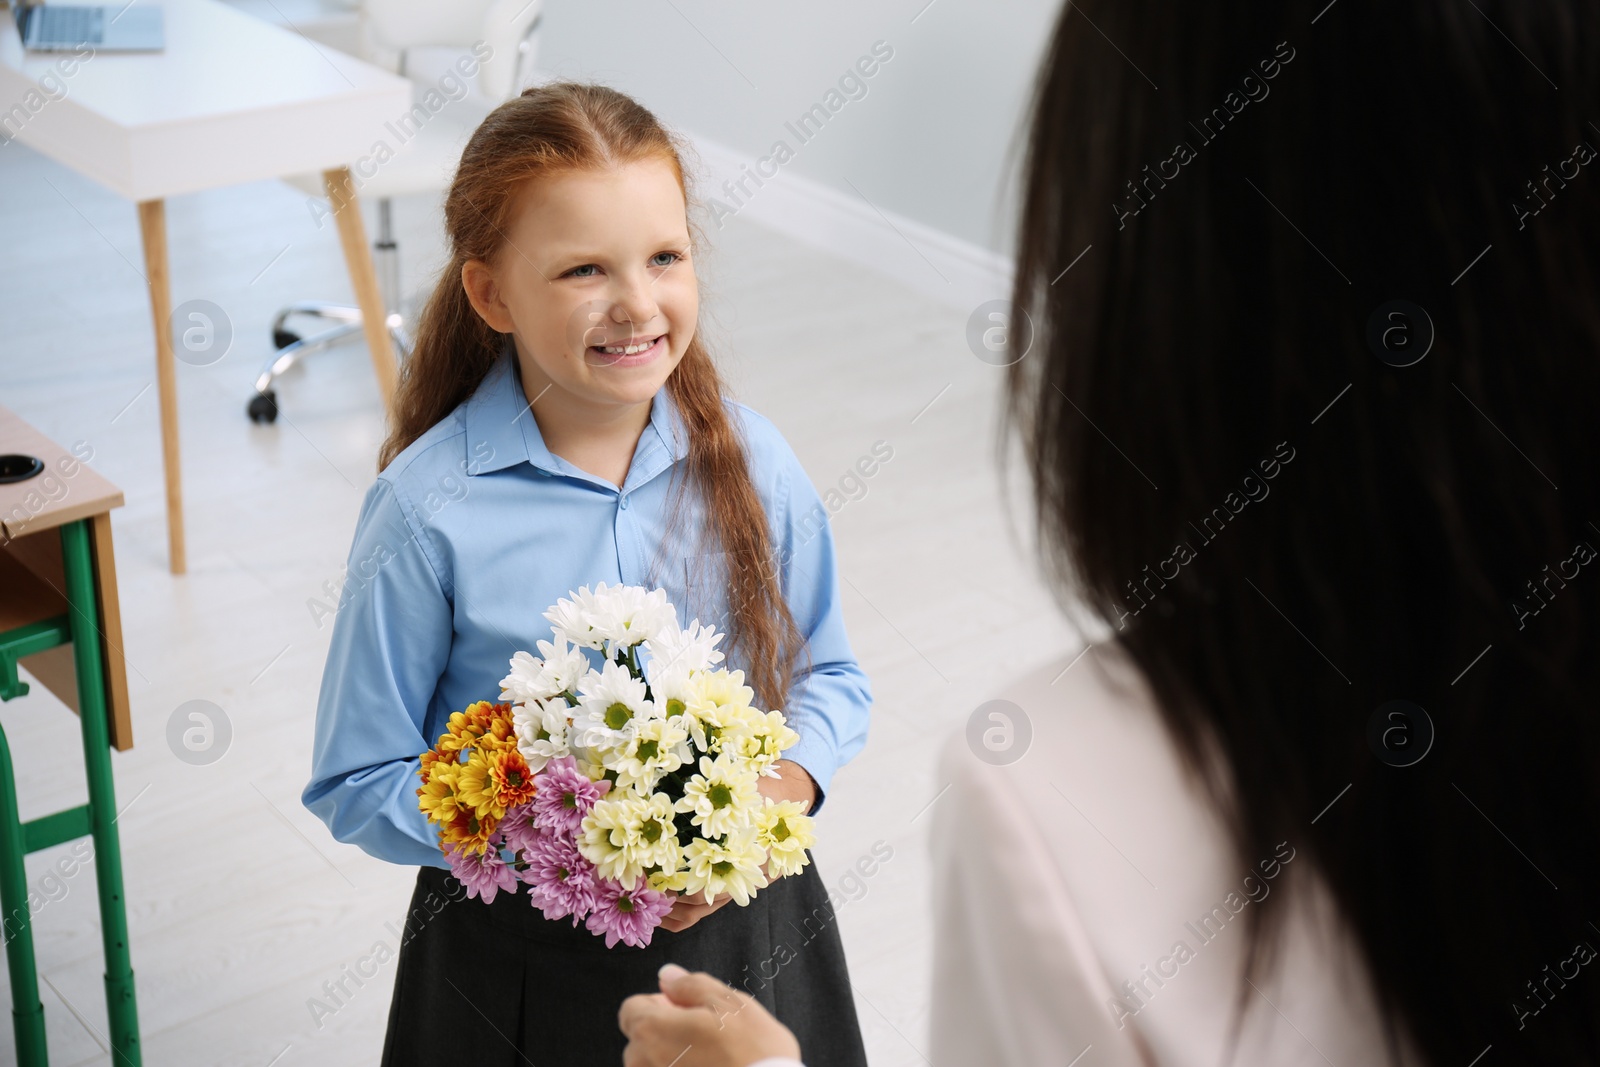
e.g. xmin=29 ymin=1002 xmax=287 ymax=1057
xmin=0 ymin=0 xmax=413 ymax=574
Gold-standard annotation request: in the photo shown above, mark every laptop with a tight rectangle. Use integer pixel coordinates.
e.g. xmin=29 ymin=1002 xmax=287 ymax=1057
xmin=15 ymin=1 xmax=164 ymax=52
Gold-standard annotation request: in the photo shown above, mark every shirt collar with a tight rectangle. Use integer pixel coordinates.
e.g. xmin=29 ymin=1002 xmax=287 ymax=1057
xmin=463 ymin=339 xmax=690 ymax=487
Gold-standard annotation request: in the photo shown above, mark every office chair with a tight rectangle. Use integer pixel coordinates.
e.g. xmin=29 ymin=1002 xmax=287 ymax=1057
xmin=248 ymin=0 xmax=544 ymax=423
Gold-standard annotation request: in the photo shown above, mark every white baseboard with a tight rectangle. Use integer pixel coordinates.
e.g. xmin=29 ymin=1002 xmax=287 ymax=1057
xmin=683 ymin=132 xmax=1015 ymax=314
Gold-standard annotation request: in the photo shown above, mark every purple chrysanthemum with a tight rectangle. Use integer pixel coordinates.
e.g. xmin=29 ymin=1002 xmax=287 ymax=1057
xmin=499 ymin=801 xmax=544 ymax=856
xmin=530 ymin=755 xmax=611 ymax=837
xmin=445 ymin=839 xmax=520 ymax=905
xmin=522 ymin=829 xmax=599 ymax=925
xmin=585 ymin=876 xmax=675 ymax=949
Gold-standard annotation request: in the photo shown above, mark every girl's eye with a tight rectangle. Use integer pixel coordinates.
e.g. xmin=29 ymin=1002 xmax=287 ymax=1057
xmin=562 ymin=253 xmax=680 ymax=278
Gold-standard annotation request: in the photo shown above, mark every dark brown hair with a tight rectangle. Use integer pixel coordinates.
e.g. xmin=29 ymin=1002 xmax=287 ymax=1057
xmin=1007 ymin=1 xmax=1600 ymax=1064
xmin=378 ymin=81 xmax=805 ymax=714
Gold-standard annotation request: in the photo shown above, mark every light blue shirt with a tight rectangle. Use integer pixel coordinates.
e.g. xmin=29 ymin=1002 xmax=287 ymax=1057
xmin=301 ymin=343 xmax=872 ymax=868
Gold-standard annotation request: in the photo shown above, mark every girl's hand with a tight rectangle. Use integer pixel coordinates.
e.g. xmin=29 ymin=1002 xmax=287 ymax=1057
xmin=619 ymin=963 xmax=801 ymax=1067
xmin=658 ymin=761 xmax=816 ymax=934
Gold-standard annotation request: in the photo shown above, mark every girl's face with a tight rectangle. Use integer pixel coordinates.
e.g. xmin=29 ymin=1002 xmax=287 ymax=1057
xmin=461 ymin=158 xmax=697 ymax=414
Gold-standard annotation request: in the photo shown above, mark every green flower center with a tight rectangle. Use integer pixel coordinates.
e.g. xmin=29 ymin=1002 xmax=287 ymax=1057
xmin=666 ymin=698 xmax=686 ymax=716
xmin=709 ymin=783 xmax=733 ymax=809
xmin=636 ymin=740 xmax=659 ymax=762
xmin=605 ymin=702 xmax=632 ymax=730
xmin=619 ymin=895 xmax=637 ymax=913
xmin=712 ymin=860 xmax=734 ymax=876
xmin=641 ymin=819 xmax=663 ymax=843
xmin=562 ymin=791 xmax=578 ymax=809
xmin=772 ymin=818 xmax=790 ymax=842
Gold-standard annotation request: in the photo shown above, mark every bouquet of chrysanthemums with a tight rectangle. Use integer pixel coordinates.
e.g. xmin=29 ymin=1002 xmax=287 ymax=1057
xmin=415 ymin=582 xmax=816 ymax=948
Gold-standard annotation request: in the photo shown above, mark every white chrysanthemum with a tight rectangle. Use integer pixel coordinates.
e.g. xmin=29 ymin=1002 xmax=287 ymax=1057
xmin=500 ymin=650 xmax=547 ymax=703
xmin=756 ymin=797 xmax=815 ymax=878
xmin=499 ymin=636 xmax=591 ymax=703
xmin=647 ymin=659 xmax=699 ymax=725
xmin=571 ymin=659 xmax=654 ymax=752
xmin=543 ymin=585 xmax=614 ymax=652
xmin=578 ymin=791 xmax=681 ymax=885
xmin=545 ymin=582 xmax=677 ymax=658
xmin=646 ymin=618 xmax=726 ymax=679
xmin=537 ymin=635 xmax=593 ymax=694
xmin=512 ymin=696 xmax=572 ymax=773
xmin=603 ymin=714 xmax=691 ymax=793
xmin=680 ymin=825 xmax=770 ymax=906
xmin=675 ymin=753 xmax=761 ymax=837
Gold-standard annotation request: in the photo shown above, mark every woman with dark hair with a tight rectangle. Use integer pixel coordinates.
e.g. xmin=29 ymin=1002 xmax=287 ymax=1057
xmin=620 ymin=0 xmax=1600 ymax=1064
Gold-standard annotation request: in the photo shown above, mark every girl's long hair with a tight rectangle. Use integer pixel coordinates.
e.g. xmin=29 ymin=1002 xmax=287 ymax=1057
xmin=378 ymin=81 xmax=805 ymax=713
xmin=1006 ymin=1 xmax=1600 ymax=1064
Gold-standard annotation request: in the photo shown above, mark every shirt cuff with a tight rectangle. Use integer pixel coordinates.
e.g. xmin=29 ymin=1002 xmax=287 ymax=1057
xmin=778 ymin=730 xmax=836 ymax=815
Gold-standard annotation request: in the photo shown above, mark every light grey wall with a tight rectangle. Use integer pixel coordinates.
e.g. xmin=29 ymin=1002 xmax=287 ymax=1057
xmin=533 ymin=0 xmax=1063 ymax=259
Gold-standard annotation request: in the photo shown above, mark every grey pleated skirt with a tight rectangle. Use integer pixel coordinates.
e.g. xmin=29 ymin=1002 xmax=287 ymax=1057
xmin=379 ymin=855 xmax=868 ymax=1066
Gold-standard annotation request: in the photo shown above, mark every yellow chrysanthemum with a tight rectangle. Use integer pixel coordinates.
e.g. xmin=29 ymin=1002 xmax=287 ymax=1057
xmin=721 ymin=708 xmax=797 ymax=775
xmin=604 ymin=715 xmax=690 ymax=792
xmin=455 ymin=750 xmax=507 ymax=819
xmin=680 ymin=826 xmax=770 ymax=906
xmin=646 ymin=866 xmax=690 ymax=894
xmin=417 ymin=761 xmax=464 ymax=825
xmin=418 ymin=745 xmax=454 ymax=783
xmin=480 ymin=706 xmax=520 ymax=754
xmin=675 ymin=753 xmax=761 ymax=837
xmin=679 ymin=695 xmax=744 ymax=757
xmin=692 ymin=668 xmax=756 ymax=712
xmin=578 ymin=794 xmax=644 ymax=885
xmin=756 ymin=797 xmax=815 ymax=878
xmin=437 ymin=701 xmax=513 ymax=756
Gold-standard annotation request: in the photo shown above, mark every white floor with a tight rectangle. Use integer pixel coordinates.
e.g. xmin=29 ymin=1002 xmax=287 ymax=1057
xmin=0 ymin=68 xmax=1081 ymax=1067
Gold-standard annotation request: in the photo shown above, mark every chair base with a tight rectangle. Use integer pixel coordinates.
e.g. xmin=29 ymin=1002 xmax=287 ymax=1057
xmin=248 ymin=203 xmax=409 ymax=424
xmin=246 ymin=303 xmax=409 ymax=425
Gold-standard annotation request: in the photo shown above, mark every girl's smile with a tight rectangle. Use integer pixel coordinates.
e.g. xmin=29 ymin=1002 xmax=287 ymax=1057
xmin=586 ymin=333 xmax=667 ymax=368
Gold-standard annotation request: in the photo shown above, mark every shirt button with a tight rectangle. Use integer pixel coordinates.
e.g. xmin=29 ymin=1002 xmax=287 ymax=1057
xmin=620 ymin=495 xmax=630 ymax=509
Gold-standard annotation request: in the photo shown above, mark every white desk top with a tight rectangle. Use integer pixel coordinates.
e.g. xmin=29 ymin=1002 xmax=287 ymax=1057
xmin=0 ymin=0 xmax=413 ymax=201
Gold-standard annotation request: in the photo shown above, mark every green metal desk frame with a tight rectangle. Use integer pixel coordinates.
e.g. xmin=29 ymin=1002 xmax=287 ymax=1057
xmin=0 ymin=517 xmax=141 ymax=1066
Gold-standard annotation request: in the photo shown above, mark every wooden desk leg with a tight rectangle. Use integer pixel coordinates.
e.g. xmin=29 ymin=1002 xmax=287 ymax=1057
xmin=136 ymin=199 xmax=187 ymax=576
xmin=322 ymin=166 xmax=398 ymax=412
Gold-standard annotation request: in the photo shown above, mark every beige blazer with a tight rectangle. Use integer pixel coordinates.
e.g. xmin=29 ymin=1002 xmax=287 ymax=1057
xmin=929 ymin=642 xmax=1423 ymax=1067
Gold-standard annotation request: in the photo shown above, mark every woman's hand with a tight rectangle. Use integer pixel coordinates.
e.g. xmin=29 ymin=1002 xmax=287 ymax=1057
xmin=658 ymin=761 xmax=816 ymax=934
xmin=619 ymin=963 xmax=801 ymax=1067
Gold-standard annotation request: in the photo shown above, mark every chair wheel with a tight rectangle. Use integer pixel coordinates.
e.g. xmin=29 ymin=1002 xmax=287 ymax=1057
xmin=247 ymin=390 xmax=279 ymax=424
xmin=273 ymin=328 xmax=301 ymax=350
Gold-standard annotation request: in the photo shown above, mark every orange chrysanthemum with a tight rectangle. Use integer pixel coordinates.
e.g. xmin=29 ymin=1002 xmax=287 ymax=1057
xmin=440 ymin=806 xmax=500 ymax=854
xmin=489 ymin=749 xmax=537 ymax=808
